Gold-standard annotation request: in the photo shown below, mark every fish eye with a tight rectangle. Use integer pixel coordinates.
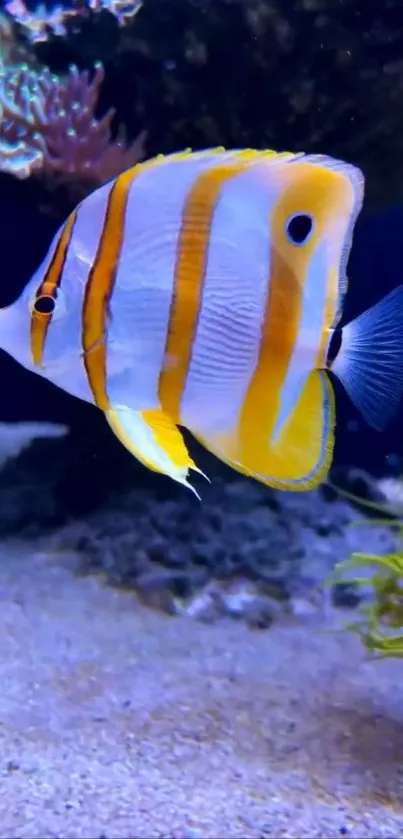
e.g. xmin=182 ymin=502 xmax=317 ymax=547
xmin=33 ymin=295 xmax=56 ymax=315
xmin=286 ymin=214 xmax=314 ymax=246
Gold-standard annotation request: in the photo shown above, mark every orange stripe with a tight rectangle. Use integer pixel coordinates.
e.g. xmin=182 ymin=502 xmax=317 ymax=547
xmin=238 ymin=244 xmax=304 ymax=464
xmin=30 ymin=210 xmax=77 ymax=367
xmin=159 ymin=161 xmax=253 ymax=421
xmin=81 ymin=168 xmax=144 ymax=411
xmin=238 ymin=162 xmax=343 ymax=468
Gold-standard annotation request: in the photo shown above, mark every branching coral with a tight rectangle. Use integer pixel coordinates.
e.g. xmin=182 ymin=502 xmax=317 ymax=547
xmin=0 ymin=60 xmax=146 ymax=181
xmin=4 ymin=0 xmax=142 ymax=44
xmin=4 ymin=0 xmax=67 ymax=45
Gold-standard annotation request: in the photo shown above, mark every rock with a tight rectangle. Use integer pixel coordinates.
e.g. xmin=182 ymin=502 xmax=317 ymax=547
xmin=331 ymin=581 xmax=362 ymax=609
xmin=46 ymin=468 xmax=400 ymax=624
xmin=135 ymin=569 xmax=182 ymax=615
xmin=0 ymin=413 xmax=396 ymax=626
xmin=0 ymin=421 xmax=68 ymax=469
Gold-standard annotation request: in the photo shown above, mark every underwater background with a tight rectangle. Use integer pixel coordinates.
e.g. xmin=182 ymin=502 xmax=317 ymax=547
xmin=1 ymin=2 xmax=403 ymax=836
xmin=0 ymin=0 xmax=402 ymax=559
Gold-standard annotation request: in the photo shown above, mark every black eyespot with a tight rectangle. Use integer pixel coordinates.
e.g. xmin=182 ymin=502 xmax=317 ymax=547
xmin=286 ymin=214 xmax=314 ymax=246
xmin=33 ymin=295 xmax=56 ymax=315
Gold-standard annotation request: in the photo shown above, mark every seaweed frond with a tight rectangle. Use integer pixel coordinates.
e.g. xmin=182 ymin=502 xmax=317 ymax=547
xmin=329 ymin=478 xmax=403 ymax=658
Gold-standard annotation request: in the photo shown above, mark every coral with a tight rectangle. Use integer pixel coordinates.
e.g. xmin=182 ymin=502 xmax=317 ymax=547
xmin=0 ymin=10 xmax=34 ymax=69
xmin=0 ymin=60 xmax=146 ymax=180
xmin=4 ymin=0 xmax=68 ymax=45
xmin=19 ymin=0 xmax=403 ymax=211
xmin=4 ymin=0 xmax=142 ymax=44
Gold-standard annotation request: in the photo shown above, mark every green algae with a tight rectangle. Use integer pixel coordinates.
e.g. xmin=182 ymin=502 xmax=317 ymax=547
xmin=329 ymin=483 xmax=403 ymax=659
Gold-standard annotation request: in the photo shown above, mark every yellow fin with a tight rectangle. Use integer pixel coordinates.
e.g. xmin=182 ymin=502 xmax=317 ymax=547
xmin=105 ymin=405 xmax=205 ymax=496
xmin=149 ymin=147 xmax=300 ymax=168
xmin=194 ymin=370 xmax=335 ymax=491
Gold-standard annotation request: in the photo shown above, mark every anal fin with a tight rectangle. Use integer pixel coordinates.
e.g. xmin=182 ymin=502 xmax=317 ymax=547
xmin=262 ymin=370 xmax=336 ymax=490
xmin=106 ymin=404 xmax=204 ymax=496
xmin=194 ymin=370 xmax=336 ymax=491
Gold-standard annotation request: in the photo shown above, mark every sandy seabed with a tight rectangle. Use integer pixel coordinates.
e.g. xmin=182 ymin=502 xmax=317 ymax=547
xmin=0 ymin=542 xmax=402 ymax=839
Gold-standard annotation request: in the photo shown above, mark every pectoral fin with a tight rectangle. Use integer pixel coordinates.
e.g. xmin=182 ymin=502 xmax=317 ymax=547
xmin=105 ymin=405 xmax=204 ymax=496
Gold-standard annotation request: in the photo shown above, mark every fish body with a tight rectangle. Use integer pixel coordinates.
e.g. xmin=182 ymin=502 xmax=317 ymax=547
xmin=2 ymin=147 xmax=403 ymax=495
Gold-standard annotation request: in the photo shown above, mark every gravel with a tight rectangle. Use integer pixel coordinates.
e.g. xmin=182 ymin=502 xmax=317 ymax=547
xmin=0 ymin=542 xmax=402 ymax=838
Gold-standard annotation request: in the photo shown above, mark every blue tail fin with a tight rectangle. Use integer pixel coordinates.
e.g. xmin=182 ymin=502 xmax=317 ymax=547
xmin=331 ymin=284 xmax=403 ymax=431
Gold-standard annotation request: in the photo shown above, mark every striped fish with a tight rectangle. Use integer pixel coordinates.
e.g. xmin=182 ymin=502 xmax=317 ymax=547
xmin=2 ymin=147 xmax=403 ymax=496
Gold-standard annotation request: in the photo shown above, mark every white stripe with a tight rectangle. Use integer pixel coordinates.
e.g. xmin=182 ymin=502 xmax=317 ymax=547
xmin=106 ymin=154 xmax=240 ymax=410
xmin=180 ymin=164 xmax=281 ymax=436
xmin=271 ymin=243 xmax=328 ymax=443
